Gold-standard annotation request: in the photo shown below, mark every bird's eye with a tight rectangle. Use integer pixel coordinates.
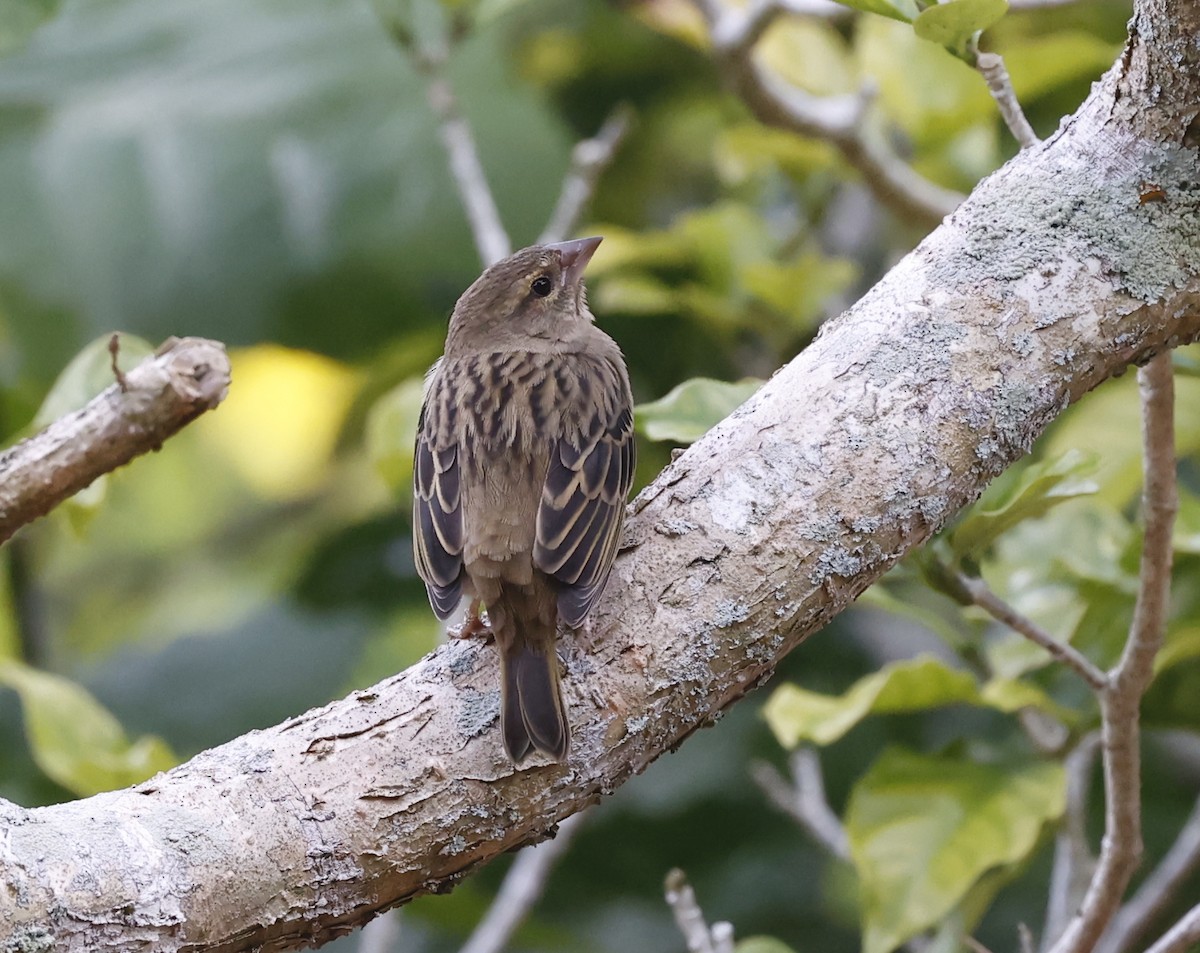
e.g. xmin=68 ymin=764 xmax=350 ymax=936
xmin=531 ymin=274 xmax=553 ymax=298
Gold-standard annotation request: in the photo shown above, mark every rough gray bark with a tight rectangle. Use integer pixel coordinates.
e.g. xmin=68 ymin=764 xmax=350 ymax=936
xmin=0 ymin=337 xmax=232 ymax=546
xmin=1 ymin=2 xmax=1198 ymax=950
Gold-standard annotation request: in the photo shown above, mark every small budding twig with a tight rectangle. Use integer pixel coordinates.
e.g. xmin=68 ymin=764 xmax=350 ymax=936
xmin=665 ymin=868 xmax=736 ymax=953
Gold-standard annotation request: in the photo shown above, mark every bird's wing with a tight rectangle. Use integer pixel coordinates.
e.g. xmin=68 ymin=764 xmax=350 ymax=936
xmin=534 ymin=360 xmax=635 ymax=627
xmin=413 ymin=375 xmax=465 ymax=620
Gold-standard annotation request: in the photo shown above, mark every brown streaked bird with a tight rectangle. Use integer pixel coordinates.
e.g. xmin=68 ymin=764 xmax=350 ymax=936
xmin=413 ymin=237 xmax=635 ymax=763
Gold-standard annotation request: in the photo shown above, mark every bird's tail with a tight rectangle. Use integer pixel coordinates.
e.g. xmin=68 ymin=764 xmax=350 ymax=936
xmin=492 ymin=589 xmax=568 ymax=763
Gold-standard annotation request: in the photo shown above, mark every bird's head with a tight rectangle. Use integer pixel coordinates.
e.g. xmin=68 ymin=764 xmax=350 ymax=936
xmin=445 ymin=237 xmax=602 ymax=354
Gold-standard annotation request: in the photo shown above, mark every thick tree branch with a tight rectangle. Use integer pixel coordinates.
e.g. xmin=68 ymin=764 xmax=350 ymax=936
xmin=0 ymin=337 xmax=230 ymax=546
xmin=0 ymin=3 xmax=1197 ymax=950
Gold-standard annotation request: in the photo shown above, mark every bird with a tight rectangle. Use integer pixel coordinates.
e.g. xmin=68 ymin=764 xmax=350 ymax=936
xmin=413 ymin=236 xmax=635 ymax=764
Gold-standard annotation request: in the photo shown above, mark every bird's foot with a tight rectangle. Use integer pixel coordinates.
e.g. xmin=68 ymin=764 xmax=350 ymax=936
xmin=448 ymin=599 xmax=493 ymax=642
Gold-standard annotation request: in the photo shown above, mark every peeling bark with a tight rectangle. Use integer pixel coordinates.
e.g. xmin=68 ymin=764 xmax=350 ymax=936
xmin=1 ymin=4 xmax=1198 ymax=951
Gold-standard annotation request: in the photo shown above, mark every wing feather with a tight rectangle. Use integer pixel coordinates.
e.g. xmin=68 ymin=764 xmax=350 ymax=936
xmin=534 ymin=358 xmax=635 ymax=627
xmin=413 ymin=387 xmax=465 ymax=620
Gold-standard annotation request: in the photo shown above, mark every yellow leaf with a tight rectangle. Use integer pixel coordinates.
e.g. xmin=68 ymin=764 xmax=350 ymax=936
xmin=200 ymin=345 xmax=360 ymax=500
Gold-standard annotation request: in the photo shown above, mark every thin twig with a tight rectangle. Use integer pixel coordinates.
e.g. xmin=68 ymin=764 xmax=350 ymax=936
xmin=458 ymin=813 xmax=587 ymax=953
xmin=954 ymin=571 xmax=1109 ymax=692
xmin=699 ymin=0 xmax=962 ymax=227
xmin=752 ymin=748 xmax=850 ymax=860
xmin=964 ymin=936 xmax=997 ymax=953
xmin=1096 ymin=794 xmax=1200 ymax=953
xmin=538 ymin=104 xmax=634 ymax=245
xmin=665 ymin=868 xmax=725 ymax=953
xmin=1048 ymin=353 xmax=1178 ymax=953
xmin=1142 ymin=903 xmax=1200 ymax=953
xmin=1042 ymin=733 xmax=1101 ymax=952
xmin=108 ymin=333 xmax=128 ymax=392
xmin=0 ymin=337 xmax=230 ymax=547
xmin=973 ymin=45 xmax=1040 ymax=149
xmin=414 ymin=48 xmax=511 ymax=267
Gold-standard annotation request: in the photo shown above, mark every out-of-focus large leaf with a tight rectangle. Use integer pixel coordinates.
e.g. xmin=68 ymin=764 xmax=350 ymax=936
xmin=847 ymin=749 xmax=1065 ymax=953
xmin=832 ymin=0 xmax=918 ymax=23
xmin=763 ymin=655 xmax=1068 ymax=749
xmin=736 ymin=939 xmax=799 ymax=953
xmin=1172 ymin=487 xmax=1200 ymax=554
xmin=0 ymin=659 xmax=175 ymax=795
xmin=949 ymin=449 xmax=1099 ymax=559
xmin=913 ymin=0 xmax=1008 ymax=54
xmin=756 ymin=18 xmax=854 ymax=97
xmin=0 ymin=0 xmax=62 ymax=54
xmin=636 ymin=377 xmax=762 ymax=444
xmin=1001 ymin=32 xmax=1122 ymax=102
xmin=0 ymin=0 xmax=571 ymax=361
xmin=1044 ymin=365 xmax=1200 ymax=507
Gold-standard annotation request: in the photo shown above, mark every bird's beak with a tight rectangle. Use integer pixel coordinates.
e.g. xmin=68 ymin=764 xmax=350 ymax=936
xmin=550 ymin=236 xmax=602 ymax=289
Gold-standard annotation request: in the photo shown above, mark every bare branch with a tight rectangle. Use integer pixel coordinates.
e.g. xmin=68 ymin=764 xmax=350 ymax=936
xmin=973 ymin=48 xmax=1040 ymax=149
xmin=1042 ymin=733 xmax=1101 ymax=952
xmin=752 ymin=748 xmax=850 ymax=860
xmin=1142 ymin=904 xmax=1200 ymax=953
xmin=1097 ymin=794 xmax=1200 ymax=953
xmin=696 ymin=0 xmax=962 ymax=227
xmin=953 ymin=570 xmax=1109 ymax=692
xmin=1048 ymin=353 xmax=1178 ymax=953
xmin=458 ymin=813 xmax=587 ymax=953
xmin=0 ymin=337 xmax=230 ymax=547
xmin=539 ymin=105 xmax=634 ymax=246
xmin=414 ymin=48 xmax=511 ymax=266
xmin=665 ymin=868 xmax=734 ymax=953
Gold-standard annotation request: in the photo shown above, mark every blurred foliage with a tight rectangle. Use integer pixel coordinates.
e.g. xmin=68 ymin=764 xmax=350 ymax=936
xmin=2 ymin=1 xmax=1189 ymax=953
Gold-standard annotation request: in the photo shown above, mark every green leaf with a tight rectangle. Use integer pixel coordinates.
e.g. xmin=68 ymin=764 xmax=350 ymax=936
xmin=858 ymin=583 xmax=971 ymax=650
xmin=0 ymin=660 xmax=176 ymax=795
xmin=914 ymin=0 xmax=1008 ymax=53
xmin=1000 ymin=32 xmax=1122 ymax=102
xmin=365 ymin=374 xmax=427 ymax=493
xmin=0 ymin=0 xmax=62 ymax=54
xmin=847 ymin=749 xmax=1065 ymax=953
xmin=949 ymin=449 xmax=1099 ymax=559
xmin=832 ymin=0 xmax=919 ymax=23
xmin=736 ymin=940 xmax=799 ymax=953
xmin=636 ymin=377 xmax=763 ymax=445
xmin=1044 ymin=371 xmax=1200 ymax=507
xmin=764 ymin=655 xmax=1071 ymax=748
xmin=1172 ymin=488 xmax=1200 ymax=554
xmin=764 ymin=657 xmax=980 ymax=748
